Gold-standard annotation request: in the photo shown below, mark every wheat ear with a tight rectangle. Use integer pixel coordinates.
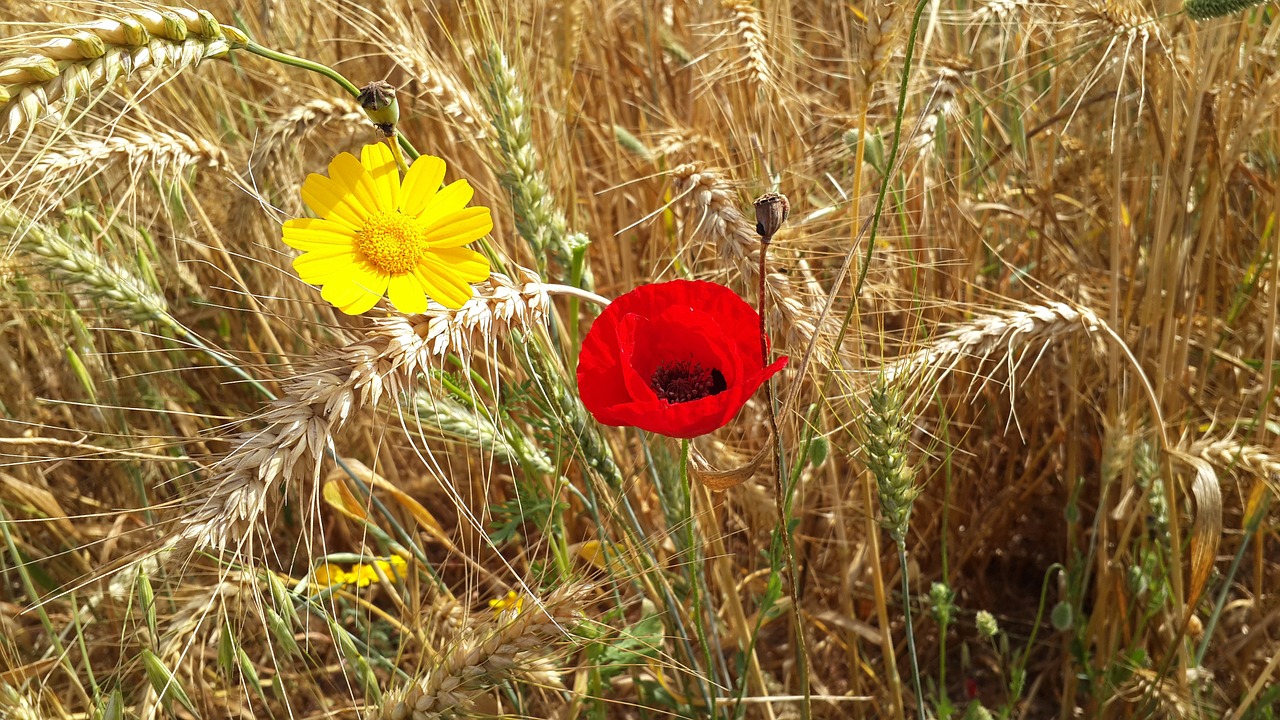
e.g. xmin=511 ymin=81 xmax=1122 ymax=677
xmin=250 ymin=96 xmax=368 ymax=170
xmin=1189 ymin=435 xmax=1280 ymax=480
xmin=483 ymin=44 xmax=584 ymax=278
xmin=387 ymin=43 xmax=488 ymax=134
xmin=0 ymin=201 xmax=170 ymax=323
xmin=0 ymin=6 xmax=246 ymax=139
xmin=174 ymin=270 xmax=551 ymax=552
xmin=882 ymin=302 xmax=1105 ymax=387
xmin=721 ymin=0 xmax=772 ymax=89
xmin=20 ymin=126 xmax=227 ymax=189
xmin=375 ymin=583 xmax=592 ymax=720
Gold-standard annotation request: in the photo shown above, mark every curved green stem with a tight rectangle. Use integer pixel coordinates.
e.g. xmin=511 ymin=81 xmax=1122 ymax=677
xmin=243 ymin=41 xmax=361 ymax=98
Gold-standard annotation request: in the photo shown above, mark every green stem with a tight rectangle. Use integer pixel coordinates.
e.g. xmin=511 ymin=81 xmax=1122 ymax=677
xmin=681 ymin=438 xmax=718 ymax=713
xmin=898 ymin=541 xmax=925 ymax=720
xmin=243 ymin=41 xmax=361 ymax=97
xmin=242 ymin=40 xmax=423 ymax=164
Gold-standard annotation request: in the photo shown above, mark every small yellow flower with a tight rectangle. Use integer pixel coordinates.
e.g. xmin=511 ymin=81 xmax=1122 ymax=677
xmin=489 ymin=590 xmax=524 ymax=613
xmin=312 ymin=563 xmax=349 ymax=588
xmin=282 ymin=143 xmax=493 ymax=314
xmin=349 ymin=557 xmax=409 ymax=587
xmin=312 ymin=557 xmax=408 ymax=589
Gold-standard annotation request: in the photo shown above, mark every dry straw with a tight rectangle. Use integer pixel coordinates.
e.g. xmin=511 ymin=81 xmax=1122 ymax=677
xmin=174 ymin=269 xmax=551 ymax=552
xmin=375 ymin=583 xmax=591 ymax=720
xmin=0 ymin=6 xmax=246 ymax=139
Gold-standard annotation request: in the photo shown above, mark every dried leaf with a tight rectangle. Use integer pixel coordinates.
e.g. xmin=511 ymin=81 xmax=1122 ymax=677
xmin=688 ymin=443 xmax=768 ymax=491
xmin=1183 ymin=455 xmax=1222 ymax=611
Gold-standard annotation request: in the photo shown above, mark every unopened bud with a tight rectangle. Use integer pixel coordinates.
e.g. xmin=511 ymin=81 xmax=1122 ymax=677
xmin=975 ymin=610 xmax=999 ymax=639
xmin=753 ymin=191 xmax=790 ymax=242
xmin=358 ymin=81 xmax=399 ymax=136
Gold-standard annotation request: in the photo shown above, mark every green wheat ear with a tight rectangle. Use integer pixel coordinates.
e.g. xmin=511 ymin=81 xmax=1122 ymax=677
xmin=1184 ymin=0 xmax=1267 ymax=20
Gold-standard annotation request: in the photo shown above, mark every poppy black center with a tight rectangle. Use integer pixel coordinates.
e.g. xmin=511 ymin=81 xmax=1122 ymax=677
xmin=650 ymin=360 xmax=727 ymax=404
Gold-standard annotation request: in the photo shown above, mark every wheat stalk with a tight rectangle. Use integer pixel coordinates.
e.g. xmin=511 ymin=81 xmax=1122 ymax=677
xmin=881 ymin=302 xmax=1105 ymax=387
xmin=375 ymin=583 xmax=591 ymax=720
xmin=173 ymin=269 xmax=551 ymax=552
xmin=0 ymin=6 xmax=246 ymax=139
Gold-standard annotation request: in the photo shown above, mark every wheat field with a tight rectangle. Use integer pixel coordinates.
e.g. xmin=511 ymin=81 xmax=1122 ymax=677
xmin=0 ymin=0 xmax=1277 ymax=718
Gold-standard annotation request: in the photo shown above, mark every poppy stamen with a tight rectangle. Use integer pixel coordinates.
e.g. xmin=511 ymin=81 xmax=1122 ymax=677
xmin=650 ymin=360 xmax=727 ymax=404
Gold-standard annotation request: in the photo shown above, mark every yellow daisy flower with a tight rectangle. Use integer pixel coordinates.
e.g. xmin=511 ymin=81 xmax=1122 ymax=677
xmin=282 ymin=142 xmax=493 ymax=314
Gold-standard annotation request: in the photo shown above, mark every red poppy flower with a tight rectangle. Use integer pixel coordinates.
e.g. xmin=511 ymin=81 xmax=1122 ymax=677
xmin=576 ymin=279 xmax=788 ymax=439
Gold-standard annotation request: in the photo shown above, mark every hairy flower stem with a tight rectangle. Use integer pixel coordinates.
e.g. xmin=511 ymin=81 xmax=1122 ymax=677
xmin=755 ymin=213 xmax=810 ymax=719
xmin=241 ymin=41 xmax=422 ymax=163
xmin=243 ymin=41 xmax=360 ymax=97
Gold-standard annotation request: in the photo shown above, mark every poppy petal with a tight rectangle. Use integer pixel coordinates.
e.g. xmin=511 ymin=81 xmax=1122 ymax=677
xmin=576 ymin=279 xmax=782 ymax=438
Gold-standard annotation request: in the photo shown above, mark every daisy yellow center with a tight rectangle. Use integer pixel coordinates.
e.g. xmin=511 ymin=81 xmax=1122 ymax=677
xmin=353 ymin=211 xmax=429 ymax=274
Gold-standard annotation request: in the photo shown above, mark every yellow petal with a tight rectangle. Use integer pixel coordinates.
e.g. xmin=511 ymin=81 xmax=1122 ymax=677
xmin=361 ymin=143 xmax=401 ymax=212
xmin=340 ymin=287 xmax=384 ymax=315
xmin=387 ymin=272 xmax=427 ymax=314
xmin=282 ymin=218 xmax=357 ymax=251
xmin=422 ymin=207 xmax=493 ymax=248
xmin=428 ymin=247 xmax=491 ymax=282
xmin=401 ymin=155 xmax=446 ymax=216
xmin=320 ymin=277 xmax=367 ymax=308
xmin=301 ymin=173 xmax=368 ymax=229
xmin=294 ymin=250 xmax=356 ymax=284
xmin=417 ymin=179 xmax=473 ymax=223
xmin=312 ymin=563 xmax=346 ymax=588
xmin=339 ymin=266 xmax=389 ymax=315
xmin=413 ymin=263 xmax=474 ymax=309
xmin=328 ymin=151 xmax=381 ymax=217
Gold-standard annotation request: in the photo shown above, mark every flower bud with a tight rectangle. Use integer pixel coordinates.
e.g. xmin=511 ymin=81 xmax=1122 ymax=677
xmin=975 ymin=609 xmax=999 ymax=639
xmin=358 ymin=80 xmax=400 ymax=135
xmin=753 ymin=191 xmax=790 ymax=242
